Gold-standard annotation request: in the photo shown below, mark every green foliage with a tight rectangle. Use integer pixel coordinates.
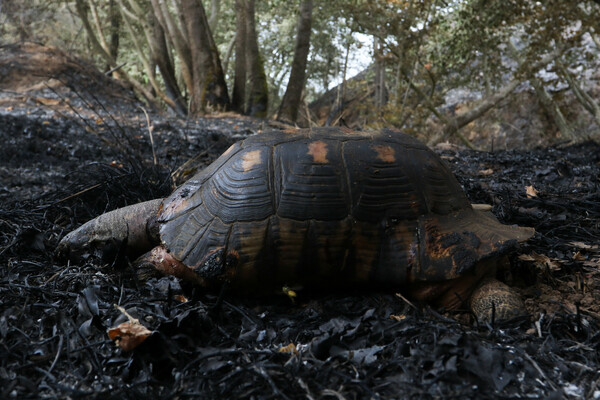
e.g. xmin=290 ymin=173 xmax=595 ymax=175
xmin=2 ymin=0 xmax=599 ymax=134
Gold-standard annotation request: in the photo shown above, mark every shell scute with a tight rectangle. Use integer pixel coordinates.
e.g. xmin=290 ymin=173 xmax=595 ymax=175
xmin=158 ymin=128 xmax=533 ymax=289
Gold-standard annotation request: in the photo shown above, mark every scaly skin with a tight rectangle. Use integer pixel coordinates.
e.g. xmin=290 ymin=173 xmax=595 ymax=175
xmin=57 ymin=199 xmax=163 ymax=261
xmin=469 ymin=278 xmax=526 ymax=322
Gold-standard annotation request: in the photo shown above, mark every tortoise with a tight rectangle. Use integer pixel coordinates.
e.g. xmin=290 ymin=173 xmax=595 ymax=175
xmin=57 ymin=127 xmax=534 ymax=322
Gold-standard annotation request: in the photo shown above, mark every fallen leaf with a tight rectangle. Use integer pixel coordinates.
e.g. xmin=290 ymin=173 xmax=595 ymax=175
xmin=174 ymin=294 xmax=189 ymax=303
xmin=519 ymin=252 xmax=561 ymax=270
xmin=107 ymin=305 xmax=153 ymax=351
xmin=389 ymin=314 xmax=406 ymax=321
xmin=282 ymin=286 xmax=297 ymax=303
xmin=583 ymin=258 xmax=600 ymax=268
xmin=278 ymin=343 xmax=298 ymax=354
xmin=107 ymin=321 xmax=152 ymax=351
xmin=569 ymin=241 xmax=600 ymax=251
xmin=526 ymin=185 xmax=538 ymax=198
xmin=479 ymin=169 xmax=494 ymax=176
xmin=36 ymin=97 xmax=60 ymax=106
xmin=572 ymin=251 xmax=586 ymax=261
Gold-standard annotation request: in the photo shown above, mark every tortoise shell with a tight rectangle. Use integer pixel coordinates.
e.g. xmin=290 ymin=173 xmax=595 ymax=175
xmin=157 ymin=127 xmax=532 ymax=292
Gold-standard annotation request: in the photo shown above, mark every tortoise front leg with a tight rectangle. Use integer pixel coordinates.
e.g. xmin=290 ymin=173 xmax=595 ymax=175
xmin=57 ymin=198 xmax=163 ymax=261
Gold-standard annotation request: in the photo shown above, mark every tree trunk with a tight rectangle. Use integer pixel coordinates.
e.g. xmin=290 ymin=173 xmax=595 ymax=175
xmin=107 ymin=0 xmax=121 ymax=74
xmin=231 ymin=0 xmax=247 ymax=113
xmin=373 ymin=36 xmax=387 ymax=110
xmin=529 ymin=76 xmax=573 ymax=140
xmin=208 ymin=0 xmax=221 ymax=32
xmin=150 ymin=0 xmax=194 ymax=96
xmin=441 ymin=47 xmax=564 ymax=144
xmin=150 ymin=14 xmax=187 ymax=116
xmin=74 ymin=0 xmax=159 ymax=108
xmin=244 ymin=0 xmax=268 ymax=117
xmin=278 ymin=0 xmax=313 ymax=123
xmin=558 ymin=61 xmax=600 ymax=128
xmin=507 ymin=41 xmax=572 ymax=140
xmin=326 ymin=37 xmax=351 ymax=126
xmin=180 ymin=0 xmax=229 ymax=115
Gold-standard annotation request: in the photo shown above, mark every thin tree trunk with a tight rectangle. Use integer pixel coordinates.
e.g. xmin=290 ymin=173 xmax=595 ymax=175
xmin=530 ymin=76 xmax=573 ymax=139
xmin=441 ymin=47 xmax=564 ymax=144
xmin=244 ymin=0 xmax=268 ymax=117
xmin=231 ymin=0 xmax=247 ymax=113
xmin=150 ymin=14 xmax=187 ymax=115
xmin=373 ymin=36 xmax=387 ymax=110
xmin=222 ymin=36 xmax=235 ymax=74
xmin=326 ymin=37 xmax=351 ymax=126
xmin=558 ymin=61 xmax=600 ymax=128
xmin=208 ymin=0 xmax=220 ymax=32
xmin=278 ymin=0 xmax=313 ymax=123
xmin=107 ymin=0 xmax=121 ymax=74
xmin=150 ymin=0 xmax=194 ymax=93
xmin=507 ymin=41 xmax=573 ymax=140
xmin=180 ymin=0 xmax=229 ymax=114
xmin=590 ymin=31 xmax=600 ymax=50
xmin=74 ymin=0 xmax=159 ymax=108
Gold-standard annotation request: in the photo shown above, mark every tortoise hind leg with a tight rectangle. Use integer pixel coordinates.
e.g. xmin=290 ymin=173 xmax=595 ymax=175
xmin=57 ymin=198 xmax=163 ymax=262
xmin=134 ymin=245 xmax=206 ymax=285
xmin=469 ymin=278 xmax=526 ymax=323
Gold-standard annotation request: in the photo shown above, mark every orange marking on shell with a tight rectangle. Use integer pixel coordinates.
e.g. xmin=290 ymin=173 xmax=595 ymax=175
xmin=241 ymin=150 xmax=262 ymax=171
xmin=372 ymin=145 xmax=396 ymax=163
xmin=308 ymin=140 xmax=329 ymax=163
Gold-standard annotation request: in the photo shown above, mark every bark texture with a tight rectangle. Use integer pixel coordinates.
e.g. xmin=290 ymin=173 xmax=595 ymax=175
xmin=278 ymin=0 xmax=313 ymax=122
xmin=231 ymin=0 xmax=247 ymax=113
xmin=244 ymin=0 xmax=268 ymax=117
xmin=180 ymin=0 xmax=229 ymax=114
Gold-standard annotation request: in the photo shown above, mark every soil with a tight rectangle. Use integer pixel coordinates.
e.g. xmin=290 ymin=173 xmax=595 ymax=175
xmin=1 ymin=42 xmax=599 ymax=399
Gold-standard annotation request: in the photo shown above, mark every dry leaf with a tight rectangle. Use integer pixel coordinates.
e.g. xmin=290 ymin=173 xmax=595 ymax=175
xmin=36 ymin=97 xmax=60 ymax=106
xmin=174 ymin=294 xmax=189 ymax=303
xmin=107 ymin=305 xmax=152 ymax=351
xmin=519 ymin=252 xmax=561 ymax=271
xmin=526 ymin=185 xmax=538 ymax=198
xmin=572 ymin=251 xmax=586 ymax=261
xmin=282 ymin=286 xmax=297 ymax=303
xmin=389 ymin=314 xmax=406 ymax=321
xmin=479 ymin=169 xmax=494 ymax=176
xmin=278 ymin=343 xmax=298 ymax=354
xmin=569 ymin=241 xmax=599 ymax=251
xmin=107 ymin=321 xmax=152 ymax=351
xmin=583 ymin=258 xmax=600 ymax=268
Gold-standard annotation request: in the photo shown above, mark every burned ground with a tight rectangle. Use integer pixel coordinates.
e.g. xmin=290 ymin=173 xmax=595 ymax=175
xmin=1 ymin=43 xmax=599 ymax=399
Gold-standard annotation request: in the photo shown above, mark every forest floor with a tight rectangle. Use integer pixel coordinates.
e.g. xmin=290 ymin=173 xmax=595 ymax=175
xmin=1 ymin=42 xmax=600 ymax=399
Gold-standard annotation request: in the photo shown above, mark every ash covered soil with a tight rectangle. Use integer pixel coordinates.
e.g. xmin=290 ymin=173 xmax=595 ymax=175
xmin=1 ymin=43 xmax=600 ymax=399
